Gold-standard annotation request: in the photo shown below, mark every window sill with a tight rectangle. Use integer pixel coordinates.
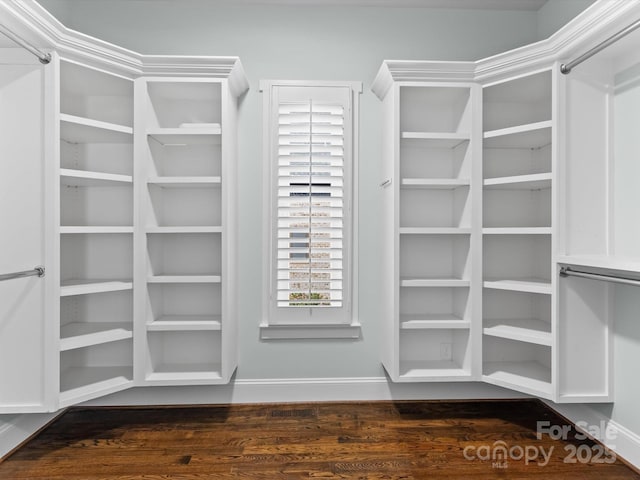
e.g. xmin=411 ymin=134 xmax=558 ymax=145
xmin=260 ymin=321 xmax=362 ymax=340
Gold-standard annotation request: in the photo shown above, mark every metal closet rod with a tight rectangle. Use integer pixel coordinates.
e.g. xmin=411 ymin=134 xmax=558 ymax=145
xmin=0 ymin=24 xmax=51 ymax=64
xmin=560 ymin=17 xmax=640 ymax=74
xmin=0 ymin=266 xmax=45 ymax=282
xmin=559 ymin=266 xmax=640 ymax=287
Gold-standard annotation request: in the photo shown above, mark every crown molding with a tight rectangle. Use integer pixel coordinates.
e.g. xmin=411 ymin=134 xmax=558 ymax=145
xmin=139 ymin=55 xmax=250 ymax=96
xmin=371 ymin=60 xmax=476 ymax=99
xmin=0 ymin=0 xmax=249 ymax=95
xmin=475 ymin=0 xmax=640 ymax=84
xmin=210 ymin=0 xmax=547 ymax=9
xmin=373 ymin=0 xmax=640 ymax=95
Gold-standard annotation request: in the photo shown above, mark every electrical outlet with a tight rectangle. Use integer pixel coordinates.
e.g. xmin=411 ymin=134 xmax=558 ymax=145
xmin=440 ymin=343 xmax=452 ymax=360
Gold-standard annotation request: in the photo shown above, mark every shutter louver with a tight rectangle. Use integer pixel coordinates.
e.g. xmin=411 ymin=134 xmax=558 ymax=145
xmin=277 ymin=101 xmax=344 ymax=308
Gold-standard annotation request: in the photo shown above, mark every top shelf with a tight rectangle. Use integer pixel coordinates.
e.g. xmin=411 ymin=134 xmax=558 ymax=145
xmin=145 ymin=81 xmax=223 ymax=129
xmin=484 ymin=172 xmax=551 ymax=190
xmin=483 ymin=70 xmax=551 ymax=134
xmin=401 ymin=132 xmax=469 ymax=148
xmin=483 ymin=120 xmax=551 ymax=149
xmin=60 ymin=114 xmax=133 ymax=144
xmin=399 ymin=85 xmax=471 ymax=135
xmin=60 ymin=168 xmax=132 ymax=187
xmin=147 ymin=176 xmax=221 ymax=188
xmin=60 ymin=60 xmax=134 ymax=129
xmin=148 ymin=129 xmax=222 ymax=146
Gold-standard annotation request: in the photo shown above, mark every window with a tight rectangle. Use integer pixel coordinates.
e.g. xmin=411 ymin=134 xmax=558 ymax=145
xmin=260 ymin=80 xmax=361 ymax=339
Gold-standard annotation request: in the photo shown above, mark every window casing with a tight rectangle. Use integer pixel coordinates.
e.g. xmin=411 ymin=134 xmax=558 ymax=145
xmin=260 ymin=81 xmax=361 ymax=338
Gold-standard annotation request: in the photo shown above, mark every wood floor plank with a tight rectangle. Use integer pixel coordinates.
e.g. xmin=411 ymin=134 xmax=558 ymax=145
xmin=0 ymin=400 xmax=638 ymax=479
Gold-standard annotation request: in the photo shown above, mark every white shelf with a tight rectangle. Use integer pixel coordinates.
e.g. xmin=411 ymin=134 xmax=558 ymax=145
xmin=147 ymin=176 xmax=221 ymax=188
xmin=146 ymin=363 xmax=223 ymax=383
xmin=401 ymin=178 xmax=470 ymax=189
xmin=401 ymin=278 xmax=470 ymax=288
xmin=483 ymin=227 xmax=552 ymax=235
xmin=60 ymin=279 xmax=133 ymax=297
xmin=483 ymin=318 xmax=552 ymax=346
xmin=483 ymin=120 xmax=552 ymax=149
xmin=483 ymin=361 xmax=552 ymax=398
xmin=147 ymin=275 xmax=221 ymax=284
xmin=400 ymin=315 xmax=470 ymax=329
xmin=60 ymin=113 xmax=133 ymax=144
xmin=399 ymin=227 xmax=471 ymax=235
xmin=59 ymin=366 xmax=132 ymax=407
xmin=399 ymin=361 xmax=470 ymax=380
xmin=60 ymin=168 xmax=132 ymax=187
xmin=483 ymin=278 xmax=552 ymax=295
xmin=148 ymin=129 xmax=222 ymax=146
xmin=147 ymin=316 xmax=222 ymax=331
xmin=146 ymin=226 xmax=222 ymax=234
xmin=484 ymin=173 xmax=551 ymax=190
xmin=401 ymin=131 xmax=469 ymax=147
xmin=60 ymin=322 xmax=133 ymax=351
xmin=60 ymin=226 xmax=134 ymax=234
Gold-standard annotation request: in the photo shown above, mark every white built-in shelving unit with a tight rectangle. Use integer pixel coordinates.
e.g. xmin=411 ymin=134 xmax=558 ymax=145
xmin=553 ymin=25 xmax=640 ymax=403
xmin=137 ymin=77 xmax=239 ymax=385
xmin=0 ymin=24 xmax=246 ymax=411
xmin=560 ymin=26 xmax=640 ymax=270
xmin=57 ymin=58 xmax=135 ymax=407
xmin=374 ymin=75 xmax=481 ymax=382
xmin=373 ymin=53 xmax=614 ymax=402
xmin=481 ymin=70 xmax=555 ymax=399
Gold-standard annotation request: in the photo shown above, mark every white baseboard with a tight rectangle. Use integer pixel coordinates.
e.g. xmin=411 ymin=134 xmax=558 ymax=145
xmin=544 ymin=401 xmax=640 ymax=471
xmin=0 ymin=412 xmax=60 ymax=460
xmin=79 ymin=377 xmax=527 ymax=406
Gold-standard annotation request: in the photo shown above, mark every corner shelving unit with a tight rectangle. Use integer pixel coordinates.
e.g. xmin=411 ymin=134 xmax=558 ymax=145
xmin=481 ymin=69 xmax=554 ymax=399
xmin=373 ymin=71 xmax=481 ymax=382
xmin=373 ymin=57 xmax=614 ymax=404
xmin=57 ymin=58 xmax=135 ymax=407
xmin=137 ymin=77 xmax=238 ymax=386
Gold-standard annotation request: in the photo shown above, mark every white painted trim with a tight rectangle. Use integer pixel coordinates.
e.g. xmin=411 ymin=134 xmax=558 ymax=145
xmin=544 ymin=401 xmax=640 ymax=470
xmin=209 ymin=0 xmax=547 ymax=10
xmin=1 ymin=1 xmax=250 ymax=93
xmin=79 ymin=376 xmax=528 ymax=406
xmin=371 ymin=0 xmax=640 ymax=98
xmin=259 ymin=80 xmax=362 ymax=338
xmin=372 ymin=61 xmax=476 ymax=99
xmin=0 ymin=411 xmax=60 ymax=460
xmin=259 ymin=321 xmax=362 ymax=339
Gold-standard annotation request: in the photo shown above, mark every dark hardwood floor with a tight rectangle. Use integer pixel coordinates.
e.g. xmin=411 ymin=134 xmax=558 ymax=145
xmin=1 ymin=400 xmax=638 ymax=479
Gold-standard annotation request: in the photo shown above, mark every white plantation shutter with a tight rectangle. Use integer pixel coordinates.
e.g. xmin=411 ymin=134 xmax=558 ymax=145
xmin=277 ymin=101 xmax=345 ymax=308
xmin=262 ymin=82 xmax=359 ymax=329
